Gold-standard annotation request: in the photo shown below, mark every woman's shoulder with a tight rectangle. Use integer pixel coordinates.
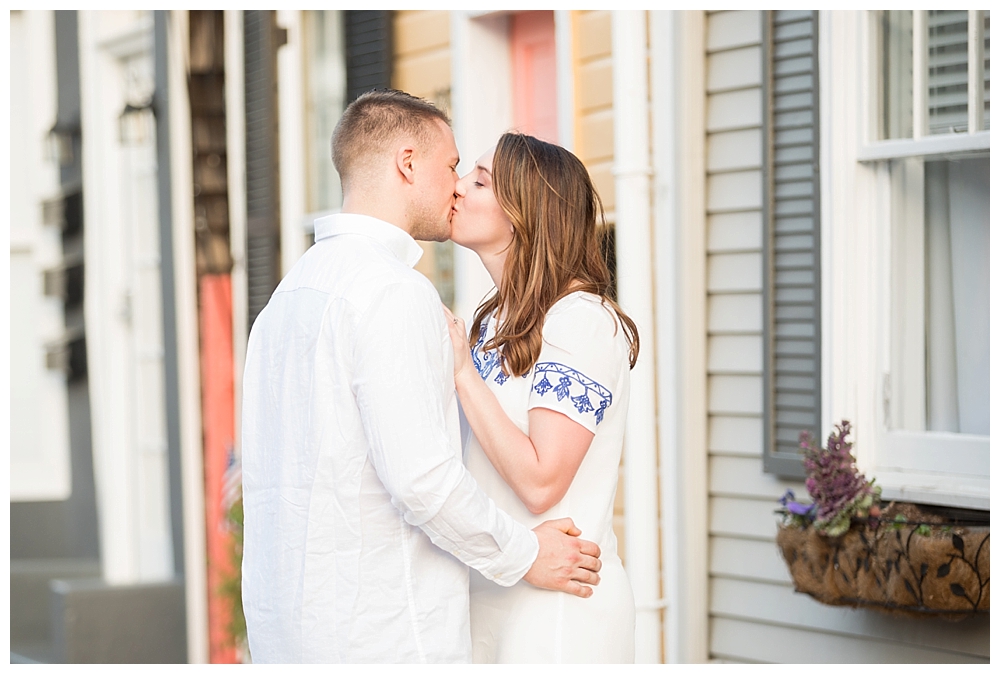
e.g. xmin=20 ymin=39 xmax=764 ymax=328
xmin=546 ymin=291 xmax=618 ymax=328
xmin=543 ymin=292 xmax=624 ymax=349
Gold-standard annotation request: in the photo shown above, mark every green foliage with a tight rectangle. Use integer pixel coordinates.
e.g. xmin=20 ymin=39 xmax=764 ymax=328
xmin=218 ymin=497 xmax=247 ymax=649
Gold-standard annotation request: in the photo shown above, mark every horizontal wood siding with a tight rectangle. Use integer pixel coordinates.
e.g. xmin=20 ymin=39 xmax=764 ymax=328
xmin=391 ymin=10 xmax=450 ymax=287
xmin=703 ymin=10 xmax=989 ymax=663
xmin=573 ymin=10 xmax=615 ymax=215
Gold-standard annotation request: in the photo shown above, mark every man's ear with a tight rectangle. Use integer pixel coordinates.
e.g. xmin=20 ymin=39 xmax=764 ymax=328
xmin=395 ymin=145 xmax=417 ymax=184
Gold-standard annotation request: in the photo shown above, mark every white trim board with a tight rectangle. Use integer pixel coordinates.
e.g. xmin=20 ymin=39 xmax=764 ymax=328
xmin=858 ymin=130 xmax=990 ymax=161
xmin=449 ymin=10 xmax=512 ymax=323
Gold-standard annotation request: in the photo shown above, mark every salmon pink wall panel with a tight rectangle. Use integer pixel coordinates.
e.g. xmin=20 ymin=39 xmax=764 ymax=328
xmin=511 ymin=11 xmax=558 ymax=143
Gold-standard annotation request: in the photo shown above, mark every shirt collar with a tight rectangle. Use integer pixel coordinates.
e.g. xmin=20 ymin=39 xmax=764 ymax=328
xmin=313 ymin=212 xmax=424 ymax=268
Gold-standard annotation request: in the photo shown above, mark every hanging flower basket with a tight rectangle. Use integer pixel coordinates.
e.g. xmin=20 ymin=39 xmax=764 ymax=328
xmin=777 ymin=504 xmax=989 ymax=618
xmin=775 ymin=421 xmax=989 ymax=618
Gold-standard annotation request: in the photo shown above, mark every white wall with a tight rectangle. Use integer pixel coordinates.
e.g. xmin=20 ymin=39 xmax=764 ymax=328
xmin=79 ymin=9 xmax=174 ymax=584
xmin=701 ymin=11 xmax=989 ymax=663
xmin=9 ymin=10 xmax=72 ymax=502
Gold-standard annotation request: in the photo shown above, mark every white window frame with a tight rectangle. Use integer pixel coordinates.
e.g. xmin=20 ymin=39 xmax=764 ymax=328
xmin=821 ymin=11 xmax=989 ymax=511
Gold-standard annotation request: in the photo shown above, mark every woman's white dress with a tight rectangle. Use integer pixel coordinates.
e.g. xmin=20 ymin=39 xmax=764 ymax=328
xmin=464 ymin=291 xmax=635 ymax=664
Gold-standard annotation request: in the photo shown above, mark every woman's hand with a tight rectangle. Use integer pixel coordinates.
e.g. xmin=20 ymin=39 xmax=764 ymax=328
xmin=442 ymin=305 xmax=474 ymax=381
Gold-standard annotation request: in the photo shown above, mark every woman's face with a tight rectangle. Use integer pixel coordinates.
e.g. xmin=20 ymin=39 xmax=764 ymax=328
xmin=450 ymin=147 xmax=514 ymax=255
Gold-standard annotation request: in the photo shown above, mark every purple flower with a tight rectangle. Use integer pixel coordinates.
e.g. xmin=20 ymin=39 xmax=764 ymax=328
xmin=786 ymin=501 xmax=814 ymax=516
xmin=779 ymin=489 xmax=816 ymax=519
xmin=797 ymin=420 xmax=878 ymax=533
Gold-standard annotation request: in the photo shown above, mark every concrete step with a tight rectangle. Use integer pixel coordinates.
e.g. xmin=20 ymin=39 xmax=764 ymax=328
xmin=10 ymin=557 xmax=101 ymax=662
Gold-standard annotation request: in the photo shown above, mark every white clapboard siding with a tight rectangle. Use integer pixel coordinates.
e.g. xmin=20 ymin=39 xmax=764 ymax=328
xmin=707 ymin=128 xmax=762 ymax=172
xmin=708 ymin=375 xmax=763 ymax=415
xmin=702 ymin=11 xmax=988 ymax=665
xmin=711 ymin=617 xmax=987 ymax=664
xmin=712 ymin=577 xmax=991 ymax=658
xmin=708 ymin=335 xmax=762 ymax=373
xmin=708 ymin=212 xmax=762 ymax=253
xmin=706 ymin=170 xmax=762 ymax=212
xmin=708 ymin=415 xmax=763 ymax=455
xmin=707 ymin=252 xmax=762 ymax=293
xmin=710 ymin=455 xmax=802 ymax=499
xmin=706 ymin=10 xmax=762 ymax=52
xmin=707 ymin=88 xmax=762 ymax=131
xmin=710 ymin=496 xmax=782 ymax=540
xmin=709 ymin=537 xmax=792 ymax=583
xmin=708 ymin=294 xmax=762 ymax=333
xmin=707 ymin=45 xmax=762 ymax=92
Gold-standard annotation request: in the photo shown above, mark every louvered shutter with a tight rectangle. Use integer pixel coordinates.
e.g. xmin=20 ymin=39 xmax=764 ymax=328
xmin=927 ymin=11 xmax=992 ymax=134
xmin=344 ymin=11 xmax=393 ymax=102
xmin=244 ymin=10 xmax=282 ymax=329
xmin=762 ymin=10 xmax=821 ymax=478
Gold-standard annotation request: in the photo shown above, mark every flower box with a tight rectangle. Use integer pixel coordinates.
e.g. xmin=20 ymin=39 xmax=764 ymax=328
xmin=777 ymin=505 xmax=989 ymax=618
xmin=775 ymin=421 xmax=989 ymax=618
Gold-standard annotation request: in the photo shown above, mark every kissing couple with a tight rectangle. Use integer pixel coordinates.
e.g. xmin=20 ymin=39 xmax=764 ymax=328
xmin=241 ymin=89 xmax=640 ymax=663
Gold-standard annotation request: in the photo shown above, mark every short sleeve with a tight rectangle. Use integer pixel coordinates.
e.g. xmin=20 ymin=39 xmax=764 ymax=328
xmin=528 ymin=297 xmax=624 ymax=434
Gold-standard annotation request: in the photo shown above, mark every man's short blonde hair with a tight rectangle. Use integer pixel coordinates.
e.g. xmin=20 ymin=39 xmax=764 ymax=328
xmin=331 ymin=89 xmax=451 ymax=192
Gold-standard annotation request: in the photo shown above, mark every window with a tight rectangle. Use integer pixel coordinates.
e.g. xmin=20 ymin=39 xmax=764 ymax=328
xmin=859 ymin=10 xmax=990 ymax=507
xmin=860 ymin=10 xmax=990 ymax=158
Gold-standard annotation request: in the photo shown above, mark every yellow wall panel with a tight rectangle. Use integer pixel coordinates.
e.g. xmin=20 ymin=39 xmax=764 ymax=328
xmin=395 ymin=10 xmax=450 ymax=56
xmin=577 ymin=109 xmax=614 ymax=163
xmin=589 ymin=161 xmax=615 ymax=213
xmin=393 ymin=49 xmax=450 ymax=101
xmin=576 ymin=10 xmax=612 ymax=61
xmin=577 ymin=60 xmax=613 ymax=112
xmin=570 ymin=10 xmax=615 ymax=214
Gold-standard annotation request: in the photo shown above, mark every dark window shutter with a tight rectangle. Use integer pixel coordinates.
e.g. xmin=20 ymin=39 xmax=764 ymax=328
xmin=927 ymin=10 xmax=973 ymax=134
xmin=343 ymin=11 xmax=393 ymax=102
xmin=244 ymin=10 xmax=282 ymax=329
xmin=762 ymin=10 xmax=821 ymax=478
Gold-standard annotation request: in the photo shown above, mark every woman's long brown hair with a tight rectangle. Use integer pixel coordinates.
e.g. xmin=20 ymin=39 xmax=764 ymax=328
xmin=469 ymin=132 xmax=640 ymax=376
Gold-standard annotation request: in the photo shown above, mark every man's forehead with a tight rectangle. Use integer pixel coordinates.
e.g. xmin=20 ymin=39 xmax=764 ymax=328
xmin=434 ymin=119 xmax=459 ymax=155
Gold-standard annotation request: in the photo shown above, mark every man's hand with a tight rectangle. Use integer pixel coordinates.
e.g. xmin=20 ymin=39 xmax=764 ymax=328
xmin=523 ymin=518 xmax=602 ymax=598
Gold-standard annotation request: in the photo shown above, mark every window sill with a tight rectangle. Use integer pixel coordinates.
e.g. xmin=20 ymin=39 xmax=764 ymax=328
xmin=857 ymin=130 xmax=990 ymax=162
xmin=876 ymin=470 xmax=989 ymax=511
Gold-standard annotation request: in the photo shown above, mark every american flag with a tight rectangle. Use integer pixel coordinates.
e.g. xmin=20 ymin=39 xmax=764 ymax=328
xmin=221 ymin=443 xmax=242 ymax=529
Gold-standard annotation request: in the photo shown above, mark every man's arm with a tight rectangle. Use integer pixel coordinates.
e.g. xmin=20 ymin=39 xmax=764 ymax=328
xmin=352 ymin=281 xmax=600 ymax=595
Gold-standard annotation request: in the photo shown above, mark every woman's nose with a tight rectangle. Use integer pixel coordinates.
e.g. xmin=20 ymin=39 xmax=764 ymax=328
xmin=454 ymin=174 xmax=469 ymax=198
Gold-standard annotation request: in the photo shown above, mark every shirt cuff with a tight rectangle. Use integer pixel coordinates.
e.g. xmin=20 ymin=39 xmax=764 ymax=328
xmin=478 ymin=527 xmax=539 ymax=587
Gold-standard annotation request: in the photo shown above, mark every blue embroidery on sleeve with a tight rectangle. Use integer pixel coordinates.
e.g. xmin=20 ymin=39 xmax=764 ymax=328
xmin=595 ymin=398 xmax=610 ymax=425
xmin=532 ymin=362 xmax=612 ymax=425
xmin=572 ymin=393 xmax=594 ymax=414
xmin=554 ymin=376 xmax=572 ymax=401
xmin=471 ymin=316 xmax=507 ymax=385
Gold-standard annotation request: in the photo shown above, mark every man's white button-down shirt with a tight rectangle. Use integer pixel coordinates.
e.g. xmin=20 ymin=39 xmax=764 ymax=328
xmin=241 ymin=213 xmax=539 ymax=663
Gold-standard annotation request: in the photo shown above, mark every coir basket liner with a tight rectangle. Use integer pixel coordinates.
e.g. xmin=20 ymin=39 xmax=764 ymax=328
xmin=777 ymin=519 xmax=989 ymax=618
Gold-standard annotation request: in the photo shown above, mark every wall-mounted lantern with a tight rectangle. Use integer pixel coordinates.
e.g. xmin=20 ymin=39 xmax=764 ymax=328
xmin=46 ymin=121 xmax=79 ymax=166
xmin=119 ymin=98 xmax=156 ymax=146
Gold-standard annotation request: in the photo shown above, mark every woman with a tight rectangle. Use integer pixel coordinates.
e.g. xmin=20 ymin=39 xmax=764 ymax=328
xmin=444 ymin=132 xmax=639 ymax=663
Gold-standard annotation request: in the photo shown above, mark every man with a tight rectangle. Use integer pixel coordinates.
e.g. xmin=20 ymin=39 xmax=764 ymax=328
xmin=241 ymin=89 xmax=602 ymax=663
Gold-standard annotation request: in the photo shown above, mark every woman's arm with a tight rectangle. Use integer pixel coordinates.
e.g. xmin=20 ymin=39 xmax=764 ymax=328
xmin=445 ymin=307 xmax=595 ymax=515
